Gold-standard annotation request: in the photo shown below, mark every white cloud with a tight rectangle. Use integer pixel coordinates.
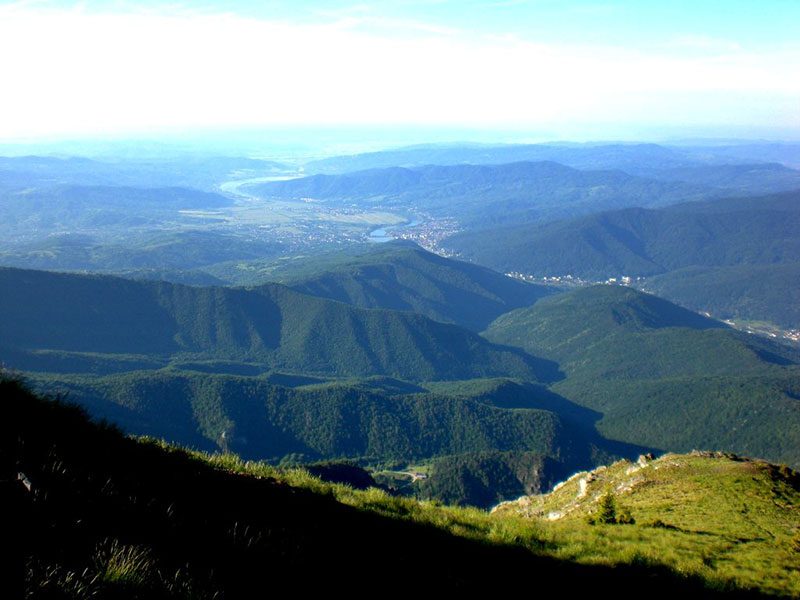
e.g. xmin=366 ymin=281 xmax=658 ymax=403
xmin=0 ymin=5 xmax=798 ymax=138
xmin=666 ymin=35 xmax=742 ymax=52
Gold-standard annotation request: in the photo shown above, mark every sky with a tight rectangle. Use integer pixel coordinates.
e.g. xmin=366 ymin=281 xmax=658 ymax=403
xmin=1 ymin=0 xmax=799 ymax=142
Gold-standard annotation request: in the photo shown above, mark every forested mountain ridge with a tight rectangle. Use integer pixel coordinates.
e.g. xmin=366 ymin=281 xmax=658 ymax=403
xmin=485 ymin=285 xmax=800 ymax=466
xmin=634 ymin=162 xmax=800 ymax=195
xmin=445 ymin=190 xmax=800 ymax=277
xmin=279 ymin=241 xmax=555 ymax=331
xmin=0 ymin=266 xmax=553 ymax=382
xmin=250 ymin=160 xmax=717 ymax=226
xmin=30 ymin=370 xmax=610 ymax=468
xmin=645 ymin=263 xmax=800 ymax=329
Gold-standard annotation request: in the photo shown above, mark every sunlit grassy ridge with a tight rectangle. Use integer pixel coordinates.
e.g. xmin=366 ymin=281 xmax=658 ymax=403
xmin=494 ymin=453 xmax=800 ymax=595
xmin=207 ymin=451 xmax=800 ymax=597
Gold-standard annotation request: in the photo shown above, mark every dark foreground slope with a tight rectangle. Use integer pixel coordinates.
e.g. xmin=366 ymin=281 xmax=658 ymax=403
xmin=0 ymin=379 xmax=777 ymax=598
xmin=485 ymin=285 xmax=800 ymax=466
xmin=0 ymin=267 xmax=552 ymax=382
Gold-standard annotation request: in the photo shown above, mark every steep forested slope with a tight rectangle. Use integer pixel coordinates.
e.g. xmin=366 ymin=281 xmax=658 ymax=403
xmin=646 ymin=263 xmax=800 ymax=329
xmin=445 ymin=191 xmax=800 ymax=277
xmin=280 ymin=241 xmax=554 ymax=330
xmin=0 ymin=267 xmax=550 ymax=381
xmin=485 ymin=285 xmax=800 ymax=466
xmin=30 ymin=371 xmax=601 ymax=467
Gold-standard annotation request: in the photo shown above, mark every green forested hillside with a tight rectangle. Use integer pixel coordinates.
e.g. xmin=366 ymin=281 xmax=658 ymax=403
xmin=553 ymin=372 xmax=800 ymax=466
xmin=414 ymin=451 xmax=567 ymax=508
xmin=29 ymin=370 xmax=596 ymax=466
xmin=484 ymin=285 xmax=800 ymax=466
xmin=0 ymin=185 xmax=232 ymax=243
xmin=0 ymin=267 xmax=550 ymax=381
xmin=637 ymin=162 xmax=800 ymax=195
xmin=646 ymin=263 xmax=800 ymax=329
xmin=445 ymin=190 xmax=800 ymax=277
xmin=485 ymin=285 xmax=797 ymax=378
xmin=280 ymin=241 xmax=554 ymax=330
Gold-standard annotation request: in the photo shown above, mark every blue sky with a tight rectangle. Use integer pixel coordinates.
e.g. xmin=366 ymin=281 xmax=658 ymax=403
xmin=1 ymin=0 xmax=798 ymax=140
xmin=63 ymin=0 xmax=800 ymax=48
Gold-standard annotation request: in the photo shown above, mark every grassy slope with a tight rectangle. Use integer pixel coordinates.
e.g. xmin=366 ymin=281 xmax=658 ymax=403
xmin=4 ymin=378 xmax=794 ymax=598
xmin=493 ymin=453 xmax=800 ymax=596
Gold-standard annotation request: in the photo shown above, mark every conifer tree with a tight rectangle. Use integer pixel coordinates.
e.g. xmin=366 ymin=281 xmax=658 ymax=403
xmin=598 ymin=492 xmax=617 ymax=524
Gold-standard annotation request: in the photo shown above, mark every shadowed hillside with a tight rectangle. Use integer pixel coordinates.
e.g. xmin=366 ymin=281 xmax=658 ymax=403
xmin=280 ymin=241 xmax=555 ymax=331
xmin=0 ymin=267 xmax=554 ymax=382
xmin=2 ymin=378 xmax=781 ymax=598
xmin=29 ymin=371 xmax=586 ymax=464
xmin=485 ymin=286 xmax=800 ymax=466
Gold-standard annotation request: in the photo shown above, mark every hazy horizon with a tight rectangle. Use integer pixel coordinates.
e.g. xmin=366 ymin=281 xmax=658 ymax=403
xmin=1 ymin=0 xmax=798 ymax=144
